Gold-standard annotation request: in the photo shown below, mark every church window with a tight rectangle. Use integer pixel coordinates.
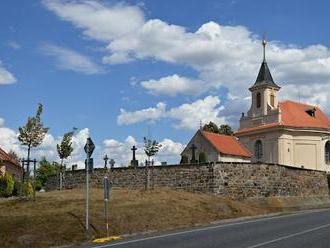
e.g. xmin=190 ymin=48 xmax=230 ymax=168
xmin=270 ymin=94 xmax=275 ymax=107
xmin=255 ymin=140 xmax=263 ymax=160
xmin=325 ymin=141 xmax=330 ymax=164
xmin=256 ymin=93 xmax=261 ymax=108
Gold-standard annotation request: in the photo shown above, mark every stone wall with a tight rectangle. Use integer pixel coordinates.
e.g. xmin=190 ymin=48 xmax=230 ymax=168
xmin=45 ymin=162 xmax=329 ymax=199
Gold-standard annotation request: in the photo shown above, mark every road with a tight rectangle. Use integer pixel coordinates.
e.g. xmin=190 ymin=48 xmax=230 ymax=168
xmin=92 ymin=209 xmax=330 ymax=248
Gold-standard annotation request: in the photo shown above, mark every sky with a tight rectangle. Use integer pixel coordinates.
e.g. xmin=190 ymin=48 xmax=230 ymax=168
xmin=1 ymin=0 xmax=330 ymax=168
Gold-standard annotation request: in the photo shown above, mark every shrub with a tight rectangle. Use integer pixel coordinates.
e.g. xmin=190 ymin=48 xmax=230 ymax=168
xmin=180 ymin=155 xmax=189 ymax=164
xmin=0 ymin=173 xmax=15 ymax=197
xmin=198 ymin=152 xmax=207 ymax=163
xmin=12 ymin=180 xmax=20 ymax=196
xmin=22 ymin=182 xmax=33 ymax=196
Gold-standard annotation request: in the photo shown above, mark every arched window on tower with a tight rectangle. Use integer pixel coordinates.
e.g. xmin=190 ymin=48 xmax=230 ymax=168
xmin=325 ymin=141 xmax=330 ymax=164
xmin=256 ymin=93 xmax=261 ymax=108
xmin=255 ymin=140 xmax=263 ymax=160
xmin=270 ymin=94 xmax=275 ymax=107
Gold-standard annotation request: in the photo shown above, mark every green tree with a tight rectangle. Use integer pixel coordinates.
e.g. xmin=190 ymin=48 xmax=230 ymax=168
xmin=18 ymin=103 xmax=49 ymax=173
xmin=202 ymin=122 xmax=234 ymax=136
xmin=0 ymin=173 xmax=14 ymax=197
xmin=143 ymin=137 xmax=162 ymax=165
xmin=202 ymin=121 xmax=219 ymax=134
xmin=180 ymin=154 xmax=189 ymax=164
xmin=57 ymin=128 xmax=76 ymax=170
xmin=35 ymin=157 xmax=59 ymax=190
xmin=219 ymin=124 xmax=234 ymax=135
xmin=8 ymin=150 xmax=19 ymax=161
xmin=198 ymin=152 xmax=207 ymax=163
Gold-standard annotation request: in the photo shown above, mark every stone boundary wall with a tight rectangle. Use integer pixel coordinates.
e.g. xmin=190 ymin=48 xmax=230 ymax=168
xmin=45 ymin=162 xmax=329 ymax=199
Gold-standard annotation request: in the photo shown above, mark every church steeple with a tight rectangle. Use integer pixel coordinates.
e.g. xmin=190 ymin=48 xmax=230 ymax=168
xmin=249 ymin=34 xmax=280 ymax=91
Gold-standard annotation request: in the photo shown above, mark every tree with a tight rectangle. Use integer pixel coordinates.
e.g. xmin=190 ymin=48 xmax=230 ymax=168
xmin=143 ymin=137 xmax=162 ymax=190
xmin=57 ymin=128 xmax=76 ymax=170
xmin=18 ymin=103 xmax=49 ymax=170
xmin=219 ymin=124 xmax=234 ymax=135
xmin=202 ymin=122 xmax=234 ymax=136
xmin=143 ymin=137 xmax=162 ymax=165
xmin=202 ymin=121 xmax=219 ymax=134
xmin=198 ymin=152 xmax=207 ymax=163
xmin=35 ymin=157 xmax=59 ymax=190
xmin=8 ymin=150 xmax=19 ymax=161
xmin=180 ymin=154 xmax=189 ymax=164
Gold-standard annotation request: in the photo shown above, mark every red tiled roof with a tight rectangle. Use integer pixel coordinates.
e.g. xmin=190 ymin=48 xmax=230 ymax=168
xmin=236 ymin=100 xmax=330 ymax=135
xmin=280 ymin=100 xmax=330 ymax=129
xmin=201 ymin=131 xmax=251 ymax=158
xmin=0 ymin=147 xmax=21 ymax=168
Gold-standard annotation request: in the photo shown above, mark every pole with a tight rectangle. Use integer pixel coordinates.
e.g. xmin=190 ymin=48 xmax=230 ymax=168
xmin=85 ymin=156 xmax=89 ymax=237
xmin=33 ymin=159 xmax=36 ymax=201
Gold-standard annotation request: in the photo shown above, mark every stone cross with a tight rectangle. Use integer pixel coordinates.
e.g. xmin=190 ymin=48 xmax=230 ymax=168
xmin=131 ymin=146 xmax=137 ymax=161
xmin=190 ymin=144 xmax=197 ymax=163
xmin=109 ymin=159 xmax=115 ymax=169
xmin=103 ymin=154 xmax=109 ymax=169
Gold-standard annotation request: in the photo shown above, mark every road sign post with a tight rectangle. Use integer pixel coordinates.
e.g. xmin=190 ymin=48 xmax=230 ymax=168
xmin=103 ymin=176 xmax=112 ymax=237
xmin=84 ymin=137 xmax=95 ymax=238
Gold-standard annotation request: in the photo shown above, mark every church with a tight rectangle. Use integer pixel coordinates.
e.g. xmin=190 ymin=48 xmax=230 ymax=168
xmin=182 ymin=38 xmax=330 ymax=172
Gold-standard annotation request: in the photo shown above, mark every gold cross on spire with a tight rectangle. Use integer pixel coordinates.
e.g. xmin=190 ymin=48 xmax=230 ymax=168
xmin=262 ymin=33 xmax=267 ymax=62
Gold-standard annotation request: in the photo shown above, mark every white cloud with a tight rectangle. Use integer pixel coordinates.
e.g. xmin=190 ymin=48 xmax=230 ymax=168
xmin=40 ymin=43 xmax=104 ymax=75
xmin=117 ymin=95 xmax=225 ymax=130
xmin=0 ymin=120 xmax=90 ymax=169
xmin=117 ymin=102 xmax=166 ymax=125
xmin=103 ymin=136 xmax=184 ymax=166
xmin=141 ymin=74 xmax=207 ymax=96
xmin=167 ymin=96 xmax=225 ymax=129
xmin=6 ymin=40 xmax=21 ymax=50
xmin=42 ymin=0 xmax=145 ymax=42
xmin=43 ymin=0 xmax=330 ymax=118
xmin=0 ymin=61 xmax=16 ymax=84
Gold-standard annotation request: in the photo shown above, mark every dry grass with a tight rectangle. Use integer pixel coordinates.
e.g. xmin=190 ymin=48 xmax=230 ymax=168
xmin=0 ymin=188 xmax=329 ymax=247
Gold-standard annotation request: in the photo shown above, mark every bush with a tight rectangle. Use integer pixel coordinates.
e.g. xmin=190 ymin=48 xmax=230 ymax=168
xmin=0 ymin=173 xmax=15 ymax=197
xmin=22 ymin=182 xmax=33 ymax=196
xmin=180 ymin=155 xmax=189 ymax=164
xmin=12 ymin=180 xmax=20 ymax=196
xmin=198 ymin=152 xmax=207 ymax=163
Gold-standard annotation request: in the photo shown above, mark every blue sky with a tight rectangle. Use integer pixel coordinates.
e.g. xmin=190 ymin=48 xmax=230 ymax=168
xmin=1 ymin=0 xmax=330 ymax=166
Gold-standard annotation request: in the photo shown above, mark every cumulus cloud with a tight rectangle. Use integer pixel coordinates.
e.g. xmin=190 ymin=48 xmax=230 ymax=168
xmin=43 ymin=0 xmax=330 ymax=117
xmin=0 ymin=61 xmax=16 ymax=84
xmin=40 ymin=43 xmax=104 ymax=75
xmin=117 ymin=96 xmax=225 ymax=130
xmin=141 ymin=74 xmax=208 ymax=96
xmin=103 ymin=135 xmax=184 ymax=166
xmin=42 ymin=0 xmax=145 ymax=42
xmin=117 ymin=102 xmax=166 ymax=125
xmin=0 ymin=120 xmax=90 ymax=169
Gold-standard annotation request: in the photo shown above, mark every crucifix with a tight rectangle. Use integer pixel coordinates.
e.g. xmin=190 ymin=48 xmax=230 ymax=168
xmin=190 ymin=144 xmax=197 ymax=163
xmin=131 ymin=146 xmax=137 ymax=161
xmin=109 ymin=159 xmax=115 ymax=169
xmin=131 ymin=145 xmax=138 ymax=167
xmin=103 ymin=154 xmax=109 ymax=169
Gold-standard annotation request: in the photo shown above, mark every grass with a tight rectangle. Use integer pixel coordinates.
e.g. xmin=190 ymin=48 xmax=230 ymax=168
xmin=0 ymin=188 xmax=330 ymax=247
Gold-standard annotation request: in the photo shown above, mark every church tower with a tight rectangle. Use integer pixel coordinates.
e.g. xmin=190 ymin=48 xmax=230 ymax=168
xmin=240 ymin=35 xmax=281 ymax=129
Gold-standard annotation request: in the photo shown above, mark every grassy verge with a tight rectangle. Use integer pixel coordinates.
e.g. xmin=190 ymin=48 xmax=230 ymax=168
xmin=0 ymin=188 xmax=329 ymax=247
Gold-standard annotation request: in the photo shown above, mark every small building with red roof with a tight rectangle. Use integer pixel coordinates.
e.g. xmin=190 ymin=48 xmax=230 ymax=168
xmin=236 ymin=38 xmax=330 ymax=171
xmin=0 ymin=147 xmax=22 ymax=181
xmin=181 ymin=130 xmax=251 ymax=163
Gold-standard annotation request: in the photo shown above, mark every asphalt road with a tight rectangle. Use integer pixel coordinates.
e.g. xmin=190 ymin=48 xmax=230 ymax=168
xmin=92 ymin=209 xmax=330 ymax=248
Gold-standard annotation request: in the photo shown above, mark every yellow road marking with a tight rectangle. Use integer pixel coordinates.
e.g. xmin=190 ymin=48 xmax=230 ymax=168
xmin=93 ymin=236 xmax=122 ymax=243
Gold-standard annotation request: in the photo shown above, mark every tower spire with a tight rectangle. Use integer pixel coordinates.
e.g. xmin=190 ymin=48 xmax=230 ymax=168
xmin=262 ymin=33 xmax=266 ymax=62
